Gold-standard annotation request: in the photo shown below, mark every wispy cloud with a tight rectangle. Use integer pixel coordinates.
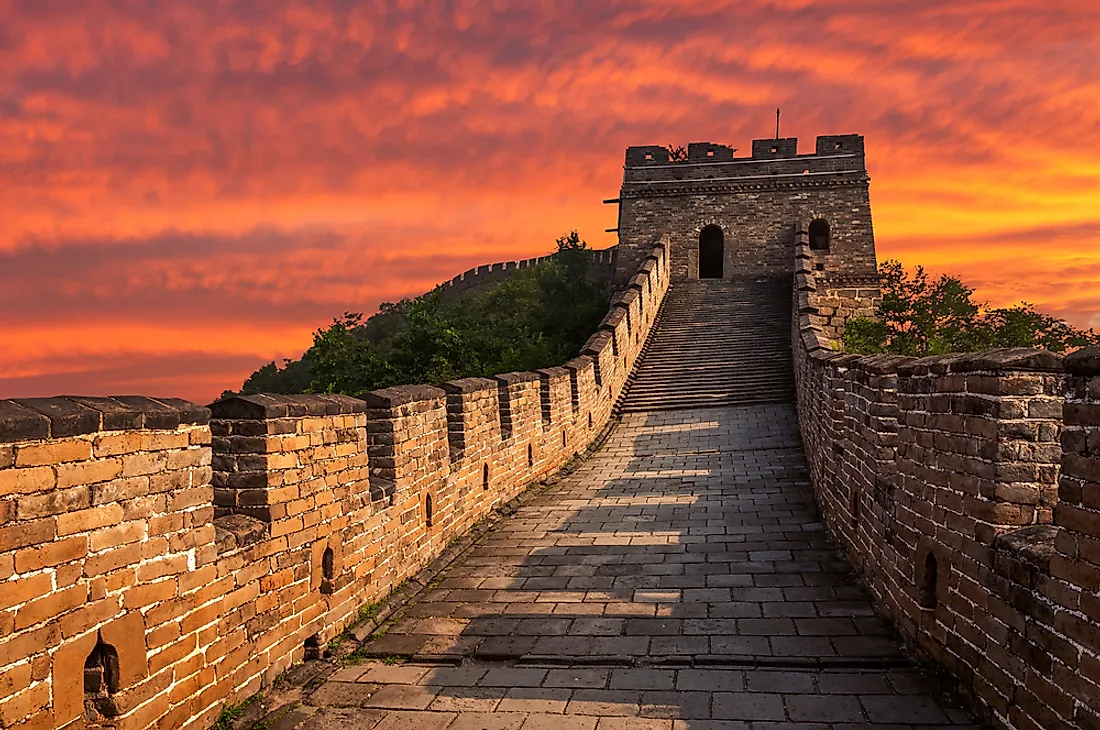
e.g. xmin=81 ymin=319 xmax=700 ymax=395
xmin=1 ymin=0 xmax=1098 ymax=402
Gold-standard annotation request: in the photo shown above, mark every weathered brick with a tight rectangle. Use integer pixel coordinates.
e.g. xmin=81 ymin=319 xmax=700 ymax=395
xmin=58 ymin=597 xmax=119 ymax=638
xmin=0 ymin=467 xmax=55 ymax=497
xmin=89 ymin=521 xmax=146 ymax=551
xmin=123 ymin=578 xmax=179 ymax=609
xmin=0 ymin=682 xmax=50 ymax=728
xmin=83 ymin=542 xmax=142 ymax=577
xmin=55 ymin=457 xmax=122 ymax=488
xmin=14 ymin=583 xmax=86 ymax=629
xmin=91 ymin=476 xmax=150 ymax=505
xmin=15 ymin=486 xmax=90 ymax=519
xmin=0 ymin=518 xmax=57 ymax=552
xmin=121 ymin=451 xmax=168 ymax=477
xmin=0 ymin=573 xmax=52 ymax=611
xmin=93 ymin=430 xmax=143 ymax=457
xmin=14 ymin=439 xmax=91 ymax=467
xmin=141 ymin=431 xmax=190 ymax=451
xmin=56 ymin=504 xmax=123 ymax=536
xmin=14 ymin=536 xmax=88 ymax=573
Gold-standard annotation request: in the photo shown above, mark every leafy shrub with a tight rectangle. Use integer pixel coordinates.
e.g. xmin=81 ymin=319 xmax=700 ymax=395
xmin=227 ymin=232 xmax=609 ymax=398
xmin=841 ymin=260 xmax=1099 ymax=356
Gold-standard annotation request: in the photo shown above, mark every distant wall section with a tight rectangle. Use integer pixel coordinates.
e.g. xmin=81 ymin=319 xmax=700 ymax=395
xmin=435 ymin=246 xmax=617 ymax=300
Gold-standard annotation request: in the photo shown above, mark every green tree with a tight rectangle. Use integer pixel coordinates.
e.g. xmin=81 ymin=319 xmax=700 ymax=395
xmin=227 ymin=232 xmax=611 ymax=398
xmin=842 ymin=260 xmax=1100 ymax=356
xmin=220 ymin=356 xmax=312 ymax=400
xmin=307 ymin=313 xmax=393 ymax=397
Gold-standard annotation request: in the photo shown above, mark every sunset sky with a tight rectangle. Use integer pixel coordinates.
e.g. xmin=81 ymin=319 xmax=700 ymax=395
xmin=2 ymin=0 xmax=1098 ymax=405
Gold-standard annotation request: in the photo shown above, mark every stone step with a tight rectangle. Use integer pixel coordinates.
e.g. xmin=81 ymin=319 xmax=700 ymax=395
xmin=620 ymin=277 xmax=794 ymax=412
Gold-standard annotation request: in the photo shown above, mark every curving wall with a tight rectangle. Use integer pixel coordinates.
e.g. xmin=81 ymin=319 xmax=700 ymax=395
xmin=0 ymin=238 xmax=669 ymax=730
xmin=435 ymin=246 xmax=618 ymax=299
xmin=792 ymin=233 xmax=1100 ymax=730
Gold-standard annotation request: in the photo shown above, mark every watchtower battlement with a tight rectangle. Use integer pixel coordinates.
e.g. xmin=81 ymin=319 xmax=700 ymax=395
xmin=614 ymin=134 xmax=876 ymax=282
xmin=624 ymin=134 xmax=864 ymax=170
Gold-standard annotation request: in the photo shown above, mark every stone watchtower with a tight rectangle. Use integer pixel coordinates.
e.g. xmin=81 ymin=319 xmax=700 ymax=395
xmin=611 ymin=134 xmax=878 ymax=282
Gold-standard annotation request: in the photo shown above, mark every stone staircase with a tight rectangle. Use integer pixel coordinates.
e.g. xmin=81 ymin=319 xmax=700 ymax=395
xmin=620 ymin=277 xmax=794 ymax=412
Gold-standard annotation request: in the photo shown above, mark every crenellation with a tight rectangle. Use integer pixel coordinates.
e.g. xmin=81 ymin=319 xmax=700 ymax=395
xmin=750 ymin=137 xmax=798 ymax=159
xmin=0 ymin=238 xmax=670 ymax=729
xmin=816 ymin=134 xmax=865 ymax=156
xmin=536 ymin=367 xmax=571 ymax=429
xmin=0 ymin=398 xmax=214 ymax=730
xmin=687 ymin=141 xmax=735 ymax=161
xmin=436 ymin=247 xmax=618 ymax=300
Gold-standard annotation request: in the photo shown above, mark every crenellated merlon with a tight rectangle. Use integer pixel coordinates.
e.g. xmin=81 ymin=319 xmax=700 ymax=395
xmin=622 ymin=135 xmax=867 ymax=191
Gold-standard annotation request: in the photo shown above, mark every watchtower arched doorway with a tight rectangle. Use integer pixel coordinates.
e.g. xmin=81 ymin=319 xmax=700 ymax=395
xmin=699 ymin=225 xmax=724 ymax=278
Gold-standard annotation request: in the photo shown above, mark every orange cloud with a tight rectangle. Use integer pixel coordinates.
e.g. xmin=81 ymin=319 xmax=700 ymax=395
xmin=1 ymin=0 xmax=1098 ymax=403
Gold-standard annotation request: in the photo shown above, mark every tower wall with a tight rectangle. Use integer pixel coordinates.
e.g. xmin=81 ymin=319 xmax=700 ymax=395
xmin=616 ymin=134 xmax=877 ymax=282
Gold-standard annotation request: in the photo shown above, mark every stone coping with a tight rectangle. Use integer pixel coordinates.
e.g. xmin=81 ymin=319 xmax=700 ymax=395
xmin=209 ymin=393 xmax=366 ymax=419
xmin=0 ymin=395 xmax=209 ymax=443
xmin=1066 ymin=346 xmax=1100 ymax=375
xmin=442 ymin=377 xmax=498 ymax=395
xmin=363 ymin=385 xmax=445 ymax=408
xmin=213 ymin=513 xmax=268 ymax=553
xmin=494 ymin=372 xmax=541 ymax=386
xmin=564 ymin=356 xmax=595 ymax=373
xmin=993 ymin=524 xmax=1058 ymax=573
xmin=897 ymin=348 xmax=1063 ymax=375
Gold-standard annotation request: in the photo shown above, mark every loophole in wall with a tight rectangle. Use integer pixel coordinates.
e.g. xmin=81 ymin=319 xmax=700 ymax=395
xmin=304 ymin=633 xmax=323 ymax=661
xmin=84 ymin=636 xmax=120 ymax=723
xmin=425 ymin=493 xmax=434 ymax=527
xmin=482 ymin=463 xmax=490 ymax=490
xmin=528 ymin=444 xmax=534 ymax=468
xmin=321 ymin=546 xmax=335 ymax=595
xmin=919 ymin=552 xmax=939 ymax=610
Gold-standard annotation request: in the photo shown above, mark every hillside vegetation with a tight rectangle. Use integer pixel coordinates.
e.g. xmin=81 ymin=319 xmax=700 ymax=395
xmin=228 ymin=232 xmax=609 ymax=398
xmin=842 ymin=260 xmax=1100 ymax=356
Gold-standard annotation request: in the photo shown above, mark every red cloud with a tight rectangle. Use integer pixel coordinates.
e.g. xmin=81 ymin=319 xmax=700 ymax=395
xmin=1 ymin=0 xmax=1098 ymax=402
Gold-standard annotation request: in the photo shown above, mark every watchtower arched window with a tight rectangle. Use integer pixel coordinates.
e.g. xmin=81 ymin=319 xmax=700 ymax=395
xmin=809 ymin=218 xmax=831 ymax=251
xmin=699 ymin=225 xmax=724 ymax=278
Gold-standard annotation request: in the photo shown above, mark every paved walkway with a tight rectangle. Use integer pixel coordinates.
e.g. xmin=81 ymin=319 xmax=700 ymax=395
xmin=293 ymin=405 xmax=978 ymax=729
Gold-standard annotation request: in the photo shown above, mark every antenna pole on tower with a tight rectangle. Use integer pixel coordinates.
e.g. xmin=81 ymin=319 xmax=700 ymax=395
xmin=775 ymin=108 xmax=781 ymax=139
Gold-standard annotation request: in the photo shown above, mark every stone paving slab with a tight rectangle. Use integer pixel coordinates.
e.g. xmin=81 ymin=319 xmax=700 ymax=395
xmin=297 ymin=662 xmax=979 ymax=728
xmin=294 ymin=406 xmax=978 ymax=728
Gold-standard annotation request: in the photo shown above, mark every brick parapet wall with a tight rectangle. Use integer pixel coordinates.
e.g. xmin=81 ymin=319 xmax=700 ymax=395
xmin=0 ymin=396 xmax=214 ymax=730
xmin=436 ymin=246 xmax=617 ymax=300
xmin=792 ymin=237 xmax=1100 ymax=729
xmin=0 ymin=239 xmax=670 ymax=730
